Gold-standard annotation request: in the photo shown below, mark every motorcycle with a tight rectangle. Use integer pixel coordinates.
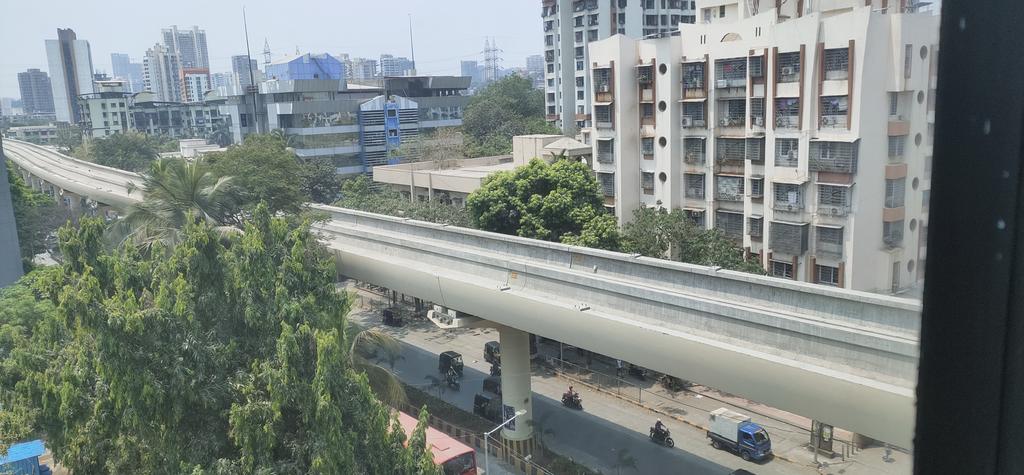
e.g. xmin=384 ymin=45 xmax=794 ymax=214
xmin=444 ymin=367 xmax=461 ymax=391
xmin=649 ymin=427 xmax=675 ymax=448
xmin=489 ymin=363 xmax=501 ymax=377
xmin=561 ymin=391 xmax=583 ymax=410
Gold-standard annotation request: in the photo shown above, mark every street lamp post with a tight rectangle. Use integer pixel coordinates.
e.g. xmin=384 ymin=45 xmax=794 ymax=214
xmin=484 ymin=409 xmax=527 ymax=475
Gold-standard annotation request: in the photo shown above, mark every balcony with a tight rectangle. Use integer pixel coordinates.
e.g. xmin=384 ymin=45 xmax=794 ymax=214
xmin=809 ymin=141 xmax=858 ymax=174
xmin=546 ymin=114 xmax=560 ymax=121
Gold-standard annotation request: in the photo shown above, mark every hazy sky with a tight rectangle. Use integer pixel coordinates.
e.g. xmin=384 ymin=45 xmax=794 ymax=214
xmin=0 ymin=0 xmax=543 ymax=98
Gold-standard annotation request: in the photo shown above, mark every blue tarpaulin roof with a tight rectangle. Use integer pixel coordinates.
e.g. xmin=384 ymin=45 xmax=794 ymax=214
xmin=0 ymin=439 xmax=45 ymax=464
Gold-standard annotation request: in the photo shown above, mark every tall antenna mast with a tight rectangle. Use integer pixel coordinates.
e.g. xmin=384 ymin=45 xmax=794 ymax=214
xmin=243 ymin=6 xmax=260 ymax=132
xmin=408 ymin=14 xmax=416 ymax=75
xmin=262 ymin=38 xmax=271 ymax=69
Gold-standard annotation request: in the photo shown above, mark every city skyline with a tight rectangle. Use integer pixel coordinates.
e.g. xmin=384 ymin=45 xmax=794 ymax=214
xmin=0 ymin=0 xmax=542 ymax=98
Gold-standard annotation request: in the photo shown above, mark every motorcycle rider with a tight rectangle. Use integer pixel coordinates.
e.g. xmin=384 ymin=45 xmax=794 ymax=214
xmin=653 ymin=418 xmax=666 ymax=437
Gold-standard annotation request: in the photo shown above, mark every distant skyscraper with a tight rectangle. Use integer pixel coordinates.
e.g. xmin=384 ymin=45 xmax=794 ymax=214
xmin=460 ymin=60 xmax=482 ymax=86
xmin=211 ymin=72 xmax=234 ymax=93
xmin=161 ymin=25 xmax=209 ymax=69
xmin=17 ymin=69 xmax=55 ymax=115
xmin=526 ymin=54 xmax=544 ymax=89
xmin=379 ymin=54 xmax=415 ymax=77
xmin=231 ymin=54 xmax=260 ymax=91
xmin=111 ymin=53 xmax=145 ymax=93
xmin=143 ymin=43 xmax=181 ymax=102
xmin=45 ymin=28 xmax=95 ymax=122
xmin=349 ymin=57 xmax=378 ymax=81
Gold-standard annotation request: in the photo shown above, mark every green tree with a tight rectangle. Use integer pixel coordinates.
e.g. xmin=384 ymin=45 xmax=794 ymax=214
xmin=336 ymin=176 xmax=470 ymax=227
xmin=462 ymin=76 xmax=560 ymax=156
xmin=115 ymin=158 xmax=238 ymax=247
xmin=298 ymin=157 xmax=342 ymax=204
xmin=207 ymin=134 xmax=305 ymax=215
xmin=466 ymin=158 xmax=614 ymax=245
xmin=621 ymin=207 xmax=764 ymax=274
xmin=209 ymin=122 xmax=233 ymax=147
xmin=3 ymin=209 xmax=439 ymax=473
xmin=5 ymin=163 xmax=68 ymax=271
xmin=80 ymin=131 xmax=161 ymax=172
xmin=53 ymin=126 xmax=82 ymax=155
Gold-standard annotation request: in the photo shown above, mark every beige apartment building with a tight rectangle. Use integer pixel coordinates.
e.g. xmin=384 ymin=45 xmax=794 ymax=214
xmin=586 ymin=0 xmax=937 ymax=293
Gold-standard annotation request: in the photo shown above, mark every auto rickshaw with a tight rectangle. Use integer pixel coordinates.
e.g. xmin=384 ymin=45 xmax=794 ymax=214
xmin=382 ymin=307 xmax=403 ymax=327
xmin=484 ymin=341 xmax=500 ymax=365
xmin=473 ymin=393 xmax=503 ymax=423
xmin=438 ymin=351 xmax=464 ymax=377
xmin=482 ymin=375 xmax=502 ymax=396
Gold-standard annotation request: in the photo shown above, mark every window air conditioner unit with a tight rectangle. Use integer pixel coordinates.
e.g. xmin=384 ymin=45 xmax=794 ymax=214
xmin=781 ymin=66 xmax=795 ymax=76
xmin=830 ymin=207 xmax=843 ymax=216
xmin=716 ymin=79 xmax=729 ymax=88
xmin=682 ymin=117 xmax=693 ymax=127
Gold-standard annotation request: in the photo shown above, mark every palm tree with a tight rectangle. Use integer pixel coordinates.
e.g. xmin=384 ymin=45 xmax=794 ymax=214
xmin=113 ymin=158 xmax=238 ymax=248
xmin=345 ymin=319 xmax=408 ymax=406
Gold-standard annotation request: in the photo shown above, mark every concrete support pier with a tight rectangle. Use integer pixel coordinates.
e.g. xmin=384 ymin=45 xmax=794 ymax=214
xmin=499 ymin=326 xmax=535 ymax=455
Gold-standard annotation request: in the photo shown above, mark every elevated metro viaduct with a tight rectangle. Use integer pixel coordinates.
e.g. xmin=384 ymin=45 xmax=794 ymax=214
xmin=4 ymin=139 xmax=922 ymax=451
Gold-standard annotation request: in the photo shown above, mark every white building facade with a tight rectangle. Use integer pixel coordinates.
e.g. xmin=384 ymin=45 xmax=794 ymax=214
xmin=587 ymin=0 xmax=937 ymax=293
xmin=543 ymin=0 xmax=695 ymax=134
xmin=143 ymin=44 xmax=182 ymax=102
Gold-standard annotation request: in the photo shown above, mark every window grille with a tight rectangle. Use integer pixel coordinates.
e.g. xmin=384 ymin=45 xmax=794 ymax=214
xmin=809 ymin=141 xmax=857 ymax=173
xmin=685 ymin=173 xmax=705 ymax=198
xmin=778 ymin=51 xmax=801 ymax=83
xmin=823 ymin=48 xmax=849 ymax=80
xmin=715 ymin=175 xmax=744 ymax=201
xmin=770 ymin=221 xmax=809 ymax=255
xmin=773 ymin=183 xmax=804 ymax=210
xmin=885 ymin=178 xmax=906 ymax=208
xmin=775 ymin=138 xmax=799 ymax=167
xmin=597 ymin=139 xmax=614 ymax=163
xmin=684 ymin=138 xmax=705 ymax=164
xmin=715 ymin=211 xmax=743 ymax=239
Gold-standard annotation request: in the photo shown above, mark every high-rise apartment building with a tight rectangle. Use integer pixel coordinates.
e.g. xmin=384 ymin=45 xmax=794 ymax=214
xmin=17 ymin=69 xmax=55 ymax=116
xmin=586 ymin=0 xmax=937 ymax=293
xmin=143 ymin=43 xmax=181 ymax=102
xmin=161 ymin=25 xmax=209 ymax=69
xmin=349 ymin=58 xmax=379 ymax=80
xmin=111 ymin=53 xmax=145 ymax=93
xmin=460 ymin=60 xmax=482 ymax=87
xmin=526 ymin=54 xmax=545 ymax=89
xmin=379 ymin=54 xmax=415 ymax=77
xmin=78 ymin=80 xmax=133 ymax=138
xmin=45 ymin=28 xmax=95 ymax=123
xmin=180 ymin=68 xmax=211 ymax=103
xmin=231 ymin=54 xmax=260 ymax=91
xmin=542 ymin=0 xmax=694 ymax=133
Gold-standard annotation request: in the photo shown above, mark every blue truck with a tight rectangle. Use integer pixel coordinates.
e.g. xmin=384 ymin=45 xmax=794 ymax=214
xmin=707 ymin=408 xmax=772 ymax=461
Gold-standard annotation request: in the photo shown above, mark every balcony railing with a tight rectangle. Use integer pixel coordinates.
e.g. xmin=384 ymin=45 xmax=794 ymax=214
xmin=817 ymin=205 xmax=850 ymax=217
xmin=775 ymin=115 xmax=799 ymax=129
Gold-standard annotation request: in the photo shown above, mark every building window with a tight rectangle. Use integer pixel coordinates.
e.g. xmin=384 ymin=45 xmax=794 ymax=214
xmin=575 ymin=31 xmax=584 ymax=42
xmin=715 ymin=175 xmax=744 ymax=201
xmin=774 ymin=183 xmax=803 ymax=210
xmin=818 ymin=185 xmax=851 ymax=215
xmin=904 ymin=44 xmax=913 ymax=79
xmin=769 ymin=221 xmax=809 ymax=255
xmin=770 ymin=260 xmax=794 ymax=279
xmin=642 ymin=171 xmax=655 ymax=194
xmin=597 ymin=139 xmax=614 ymax=163
xmin=588 ymin=29 xmax=599 ymax=41
xmin=777 ymin=51 xmax=801 ymax=83
xmin=594 ymin=105 xmax=613 ymax=127
xmin=685 ymin=173 xmax=705 ymax=199
xmin=816 ymin=226 xmax=844 ymax=257
xmin=715 ymin=211 xmax=743 ymax=239
xmin=889 ymin=92 xmax=900 ymax=117
xmin=883 ymin=220 xmax=905 ymax=247
xmin=641 ymin=137 xmax=655 ymax=156
xmin=922 ymin=189 xmax=930 ymax=210
xmin=775 ymin=138 xmax=799 ymax=167
xmin=576 ymin=77 xmax=585 ymax=87
xmin=888 ymin=136 xmax=905 ymax=160
xmin=774 ymin=98 xmax=799 ymax=129
xmin=575 ymin=16 xmax=584 ymax=27
xmin=750 ymin=177 xmax=764 ymax=198
xmin=577 ymin=90 xmax=585 ymax=100
xmin=816 ymin=264 xmax=840 ymax=286
xmin=823 ymin=48 xmax=849 ymax=80
xmin=748 ymin=216 xmax=763 ymax=239
xmin=598 ymin=172 xmax=616 ymax=197
xmin=719 ymin=5 xmax=725 ymax=17
xmin=684 ymin=138 xmax=705 ymax=164
xmin=885 ymin=178 xmax=906 ymax=208
xmin=576 ymin=61 xmax=585 ymax=71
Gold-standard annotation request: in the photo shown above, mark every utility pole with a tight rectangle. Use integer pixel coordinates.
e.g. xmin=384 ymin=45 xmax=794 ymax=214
xmin=242 ymin=7 xmax=260 ymax=132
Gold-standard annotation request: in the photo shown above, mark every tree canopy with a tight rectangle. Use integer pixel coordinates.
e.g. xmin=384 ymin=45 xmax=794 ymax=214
xmin=466 ymin=158 xmax=618 ymax=248
xmin=461 ymin=76 xmax=560 ymax=157
xmin=336 ymin=175 xmax=471 ymax=227
xmin=206 ymin=134 xmax=306 ymax=215
xmin=298 ymin=157 xmax=342 ymax=205
xmin=74 ymin=131 xmax=171 ymax=172
xmin=0 ymin=208 xmax=440 ymax=473
xmin=5 ymin=162 xmax=67 ymax=271
xmin=621 ymin=207 xmax=765 ymax=274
